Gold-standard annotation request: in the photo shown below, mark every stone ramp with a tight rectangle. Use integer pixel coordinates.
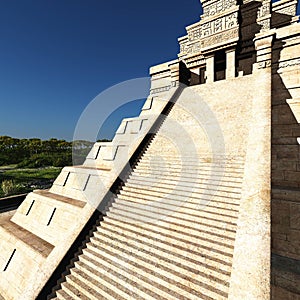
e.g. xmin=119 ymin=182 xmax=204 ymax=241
xmin=0 ymin=214 xmax=53 ymax=258
xmin=33 ymin=190 xmax=86 ymax=208
xmin=53 ymin=148 xmax=244 ymax=299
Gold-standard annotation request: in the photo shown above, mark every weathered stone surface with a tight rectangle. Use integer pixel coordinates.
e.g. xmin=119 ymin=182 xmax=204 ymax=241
xmin=0 ymin=0 xmax=300 ymax=299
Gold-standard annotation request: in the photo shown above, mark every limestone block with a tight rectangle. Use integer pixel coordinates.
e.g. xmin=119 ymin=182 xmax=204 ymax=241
xmin=53 ymin=170 xmax=70 ymax=186
xmin=273 ymin=237 xmax=300 ymax=259
xmin=86 ymin=144 xmax=101 ymax=160
xmin=272 ymin=160 xmax=297 ymax=171
xmin=130 ymin=119 xmax=143 ymax=134
xmin=290 ymin=203 xmax=300 ymax=229
xmin=272 ymin=285 xmax=300 ymax=300
xmin=115 ymin=119 xmax=128 ymax=135
xmin=99 ymin=145 xmax=121 ymax=161
xmin=65 ymin=172 xmax=90 ymax=191
xmin=141 ymin=96 xmax=153 ymax=111
xmin=284 ymin=170 xmax=300 ymax=182
xmin=273 ymin=145 xmax=299 ymax=159
xmin=272 ymin=124 xmax=293 ymax=138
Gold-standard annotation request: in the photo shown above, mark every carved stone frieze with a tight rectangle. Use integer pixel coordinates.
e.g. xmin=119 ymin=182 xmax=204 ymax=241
xmin=258 ymin=18 xmax=271 ymax=31
xmin=257 ymin=0 xmax=271 ymax=31
xmin=257 ymin=60 xmax=272 ymax=69
xmin=200 ymin=27 xmax=239 ymax=49
xmin=258 ymin=0 xmax=271 ymax=18
xmin=183 ymin=54 xmax=206 ymax=68
xmin=272 ymin=0 xmax=298 ymax=16
xmin=275 ymin=6 xmax=297 ymax=16
xmin=150 ymin=85 xmax=171 ymax=95
xmin=151 ymin=70 xmax=171 ymax=80
xmin=178 ymin=10 xmax=239 ymax=57
xmin=278 ymin=58 xmax=300 ymax=70
xmin=202 ymin=0 xmax=237 ymax=18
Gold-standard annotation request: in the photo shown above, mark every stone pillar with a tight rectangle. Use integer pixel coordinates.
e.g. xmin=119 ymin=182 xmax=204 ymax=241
xmin=169 ymin=60 xmax=191 ymax=86
xmin=205 ymin=54 xmax=214 ymax=83
xmin=254 ymin=32 xmax=274 ymax=72
xmin=226 ymin=48 xmax=236 ymax=79
xmin=169 ymin=61 xmax=180 ymax=84
xmin=228 ymin=32 xmax=275 ymax=300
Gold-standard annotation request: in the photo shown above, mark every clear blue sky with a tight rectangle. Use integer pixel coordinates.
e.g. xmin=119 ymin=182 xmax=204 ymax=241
xmin=0 ymin=1 xmax=299 ymax=141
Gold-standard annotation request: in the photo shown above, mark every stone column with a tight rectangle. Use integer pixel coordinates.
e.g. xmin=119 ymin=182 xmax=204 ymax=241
xmin=226 ymin=48 xmax=236 ymax=79
xmin=254 ymin=32 xmax=274 ymax=72
xmin=228 ymin=32 xmax=275 ymax=300
xmin=205 ymin=54 xmax=214 ymax=83
xmin=169 ymin=61 xmax=180 ymax=84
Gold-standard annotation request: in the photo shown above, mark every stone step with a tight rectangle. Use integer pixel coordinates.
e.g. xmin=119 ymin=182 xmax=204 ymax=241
xmin=65 ymin=273 xmax=110 ymax=300
xmin=126 ymin=175 xmax=242 ymax=195
xmin=73 ymin=165 xmax=111 ymax=172
xmin=33 ymin=190 xmax=86 ymax=208
xmin=60 ymin=280 xmax=88 ymax=300
xmin=139 ymin=164 xmax=242 ymax=172
xmin=120 ymin=185 xmax=241 ymax=208
xmin=133 ymin=168 xmax=244 ymax=182
xmin=127 ymin=173 xmax=243 ymax=190
xmin=105 ymin=202 xmax=236 ymax=238
xmin=0 ymin=219 xmax=54 ymax=258
xmin=93 ymin=227 xmax=231 ymax=285
xmin=86 ymin=239 xmax=226 ymax=300
xmin=135 ymin=161 xmax=245 ymax=175
xmin=89 ymin=234 xmax=229 ymax=299
xmin=95 ymin=227 xmax=231 ymax=280
xmin=71 ymin=262 xmax=128 ymax=300
xmin=140 ymin=153 xmax=245 ymax=164
xmin=113 ymin=195 xmax=239 ymax=224
xmin=96 ymin=221 xmax=231 ymax=276
xmin=138 ymin=157 xmax=245 ymax=170
xmin=114 ymin=196 xmax=239 ymax=226
xmin=129 ymin=173 xmax=243 ymax=189
xmin=125 ymin=178 xmax=242 ymax=196
xmin=102 ymin=215 xmax=235 ymax=263
xmin=131 ymin=168 xmax=244 ymax=181
xmin=107 ymin=206 xmax=236 ymax=243
xmin=106 ymin=207 xmax=234 ymax=257
xmin=82 ymin=247 xmax=187 ymax=300
xmin=119 ymin=187 xmax=240 ymax=212
xmin=55 ymin=288 xmax=73 ymax=300
xmin=74 ymin=259 xmax=152 ymax=300
xmin=107 ymin=202 xmax=237 ymax=232
xmin=117 ymin=193 xmax=240 ymax=220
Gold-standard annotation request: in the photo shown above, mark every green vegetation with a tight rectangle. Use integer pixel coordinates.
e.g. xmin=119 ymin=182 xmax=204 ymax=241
xmin=2 ymin=136 xmax=72 ymax=167
xmin=1 ymin=179 xmax=15 ymax=196
xmin=0 ymin=136 xmax=110 ymax=197
xmin=3 ymin=167 xmax=62 ymax=181
xmin=0 ymin=136 xmax=100 ymax=167
xmin=0 ymin=166 xmax=62 ymax=197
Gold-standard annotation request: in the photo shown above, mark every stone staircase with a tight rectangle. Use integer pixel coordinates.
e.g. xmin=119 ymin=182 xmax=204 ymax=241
xmin=53 ymin=137 xmax=245 ymax=300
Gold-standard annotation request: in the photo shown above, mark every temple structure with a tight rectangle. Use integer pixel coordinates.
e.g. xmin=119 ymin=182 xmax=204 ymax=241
xmin=0 ymin=0 xmax=299 ymax=299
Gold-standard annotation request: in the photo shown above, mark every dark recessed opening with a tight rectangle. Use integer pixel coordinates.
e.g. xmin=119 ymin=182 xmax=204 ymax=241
xmin=63 ymin=172 xmax=70 ymax=187
xmin=3 ymin=249 xmax=16 ymax=271
xmin=214 ymin=50 xmax=226 ymax=81
xmin=26 ymin=200 xmax=35 ymax=216
xmin=189 ymin=66 xmax=206 ymax=86
xmin=199 ymin=67 xmax=206 ymax=84
xmin=47 ymin=208 xmax=56 ymax=226
xmin=190 ymin=71 xmax=200 ymax=86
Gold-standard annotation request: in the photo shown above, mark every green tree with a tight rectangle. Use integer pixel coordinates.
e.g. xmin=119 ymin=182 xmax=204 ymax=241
xmin=1 ymin=180 xmax=15 ymax=196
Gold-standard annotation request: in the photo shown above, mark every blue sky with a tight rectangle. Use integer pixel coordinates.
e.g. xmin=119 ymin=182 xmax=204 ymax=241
xmin=0 ymin=0 xmax=201 ymax=140
xmin=0 ymin=1 xmax=299 ymax=141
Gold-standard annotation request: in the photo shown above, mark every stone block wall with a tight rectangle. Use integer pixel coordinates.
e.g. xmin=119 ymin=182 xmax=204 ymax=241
xmin=271 ymin=23 xmax=300 ymax=298
xmin=0 ymin=61 xmax=184 ymax=300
